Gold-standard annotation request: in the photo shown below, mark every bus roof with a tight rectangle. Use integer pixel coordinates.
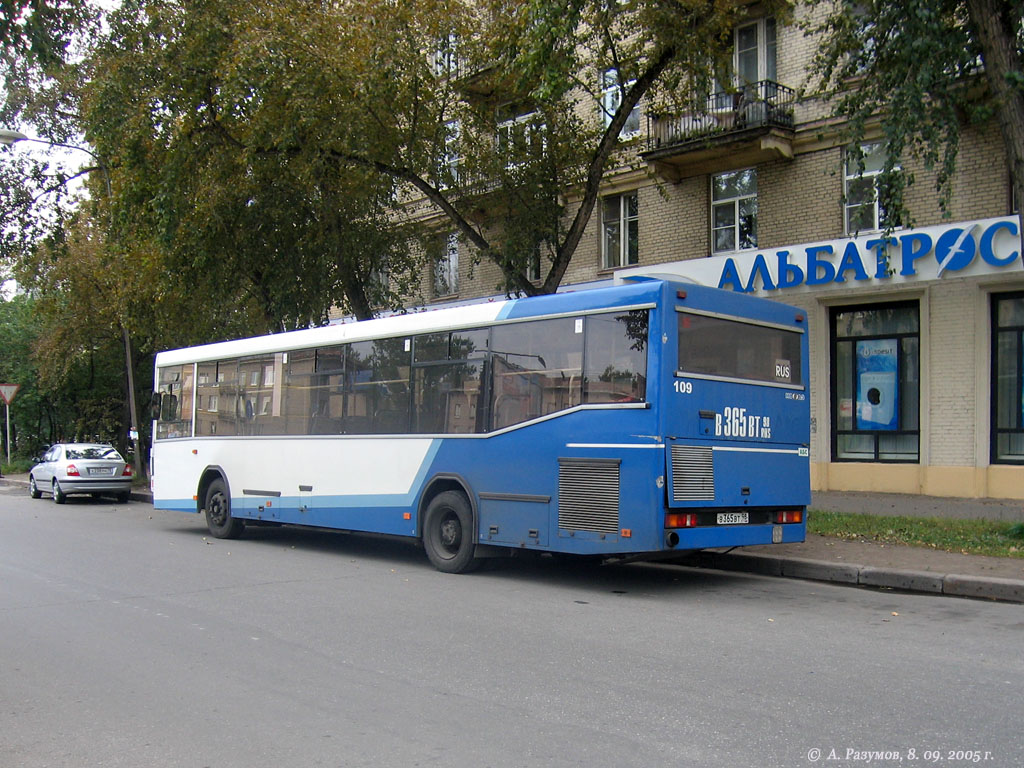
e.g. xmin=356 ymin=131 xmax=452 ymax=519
xmin=154 ymin=279 xmax=670 ymax=367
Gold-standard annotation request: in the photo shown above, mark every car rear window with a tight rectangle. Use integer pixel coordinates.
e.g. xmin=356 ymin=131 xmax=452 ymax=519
xmin=66 ymin=447 xmax=122 ymax=460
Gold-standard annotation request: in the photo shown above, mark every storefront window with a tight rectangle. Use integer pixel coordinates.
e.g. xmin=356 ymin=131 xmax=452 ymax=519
xmin=992 ymin=293 xmax=1024 ymax=463
xmin=831 ymin=302 xmax=919 ymax=462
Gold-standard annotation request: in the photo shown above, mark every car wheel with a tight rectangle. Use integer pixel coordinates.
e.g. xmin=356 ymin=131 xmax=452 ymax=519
xmin=29 ymin=476 xmax=42 ymax=499
xmin=204 ymin=478 xmax=244 ymax=539
xmin=422 ymin=490 xmax=481 ymax=574
xmin=52 ymin=480 xmax=66 ymax=505
xmin=115 ymin=491 xmax=130 ymax=504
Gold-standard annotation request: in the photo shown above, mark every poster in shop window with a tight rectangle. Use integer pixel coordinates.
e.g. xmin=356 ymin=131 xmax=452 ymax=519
xmin=856 ymin=338 xmax=898 ymax=431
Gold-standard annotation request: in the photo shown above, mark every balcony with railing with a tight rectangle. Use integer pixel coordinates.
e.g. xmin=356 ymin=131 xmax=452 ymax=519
xmin=642 ymin=80 xmax=796 ymax=180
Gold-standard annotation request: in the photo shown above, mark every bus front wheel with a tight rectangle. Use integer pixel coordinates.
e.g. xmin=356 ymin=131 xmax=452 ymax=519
xmin=423 ymin=491 xmax=480 ymax=574
xmin=204 ymin=478 xmax=245 ymax=539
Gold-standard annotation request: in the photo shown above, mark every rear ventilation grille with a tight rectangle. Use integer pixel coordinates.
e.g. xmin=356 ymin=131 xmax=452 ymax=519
xmin=671 ymin=445 xmax=715 ymax=501
xmin=558 ymin=458 xmax=621 ymax=534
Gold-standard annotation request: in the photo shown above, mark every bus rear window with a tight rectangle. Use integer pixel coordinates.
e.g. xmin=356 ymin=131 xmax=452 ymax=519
xmin=678 ymin=311 xmax=802 ymax=387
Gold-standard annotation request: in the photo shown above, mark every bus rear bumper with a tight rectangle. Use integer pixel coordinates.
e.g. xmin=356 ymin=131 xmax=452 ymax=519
xmin=666 ymin=521 xmax=806 ymax=550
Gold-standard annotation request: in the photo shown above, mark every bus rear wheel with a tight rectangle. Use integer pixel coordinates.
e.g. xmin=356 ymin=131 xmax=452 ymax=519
xmin=423 ymin=491 xmax=480 ymax=574
xmin=204 ymin=478 xmax=245 ymax=539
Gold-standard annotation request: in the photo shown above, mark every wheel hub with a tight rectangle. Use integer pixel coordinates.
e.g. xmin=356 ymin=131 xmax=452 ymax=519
xmin=209 ymin=494 xmax=227 ymax=525
xmin=440 ymin=516 xmax=461 ymax=550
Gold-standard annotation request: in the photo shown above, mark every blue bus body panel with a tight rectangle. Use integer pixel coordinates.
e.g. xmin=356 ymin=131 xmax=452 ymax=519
xmin=661 ymin=281 xmax=811 ymax=512
xmin=153 ymin=278 xmax=811 ymax=559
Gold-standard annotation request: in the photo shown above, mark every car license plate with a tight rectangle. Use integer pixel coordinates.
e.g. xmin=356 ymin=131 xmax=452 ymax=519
xmin=717 ymin=512 xmax=748 ymax=525
xmin=88 ymin=467 xmax=113 ymax=476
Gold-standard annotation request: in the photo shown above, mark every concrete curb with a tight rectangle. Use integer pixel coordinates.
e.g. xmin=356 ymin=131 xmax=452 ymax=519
xmin=701 ymin=551 xmax=1024 ymax=604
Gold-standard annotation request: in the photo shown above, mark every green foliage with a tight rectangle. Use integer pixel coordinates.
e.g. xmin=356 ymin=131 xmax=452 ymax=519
xmin=2 ymin=458 xmax=34 ymax=474
xmin=0 ymin=294 xmax=45 ymax=457
xmin=809 ymin=510 xmax=1024 ymax=558
xmin=806 ymin=0 xmax=1024 ymax=229
xmin=81 ymin=0 xmax=421 ymax=324
xmin=0 ymin=0 xmax=93 ymax=68
xmin=0 ymin=292 xmax=131 ymax=458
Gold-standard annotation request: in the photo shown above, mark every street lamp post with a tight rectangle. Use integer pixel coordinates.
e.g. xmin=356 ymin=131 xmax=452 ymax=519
xmin=1 ymin=128 xmax=146 ymax=479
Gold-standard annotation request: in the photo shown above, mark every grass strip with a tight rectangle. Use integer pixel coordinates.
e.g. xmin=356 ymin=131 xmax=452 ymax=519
xmin=808 ymin=510 xmax=1024 ymax=559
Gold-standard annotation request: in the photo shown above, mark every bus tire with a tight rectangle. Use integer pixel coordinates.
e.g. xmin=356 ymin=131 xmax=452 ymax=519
xmin=423 ymin=490 xmax=480 ymax=574
xmin=204 ymin=478 xmax=245 ymax=539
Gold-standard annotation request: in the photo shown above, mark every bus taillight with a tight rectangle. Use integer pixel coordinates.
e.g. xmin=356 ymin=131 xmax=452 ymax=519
xmin=774 ymin=510 xmax=803 ymax=524
xmin=665 ymin=513 xmax=698 ymax=528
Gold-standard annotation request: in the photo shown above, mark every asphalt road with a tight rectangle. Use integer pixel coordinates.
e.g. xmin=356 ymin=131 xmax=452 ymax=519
xmin=1 ymin=487 xmax=1022 ymax=768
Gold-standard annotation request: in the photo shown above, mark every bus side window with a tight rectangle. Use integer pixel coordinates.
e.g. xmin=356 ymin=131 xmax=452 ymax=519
xmin=583 ymin=310 xmax=648 ymax=404
xmin=160 ymin=393 xmax=179 ymax=422
xmin=155 ymin=364 xmax=193 ymax=439
xmin=490 ymin=317 xmax=583 ymax=430
xmin=412 ymin=330 xmax=487 ymax=434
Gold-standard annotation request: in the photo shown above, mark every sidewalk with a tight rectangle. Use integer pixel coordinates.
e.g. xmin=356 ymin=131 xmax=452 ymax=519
xmin=2 ymin=473 xmax=1021 ymax=602
xmin=684 ymin=490 xmax=1024 ymax=603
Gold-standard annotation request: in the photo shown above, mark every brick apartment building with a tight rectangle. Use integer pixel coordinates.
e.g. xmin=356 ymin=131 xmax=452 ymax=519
xmin=403 ymin=5 xmax=1024 ymax=500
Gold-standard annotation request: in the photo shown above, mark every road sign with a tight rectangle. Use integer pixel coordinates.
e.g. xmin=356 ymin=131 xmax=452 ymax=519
xmin=0 ymin=384 xmax=19 ymax=405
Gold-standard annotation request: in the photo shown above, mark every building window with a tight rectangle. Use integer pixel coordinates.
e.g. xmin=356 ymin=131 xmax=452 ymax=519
xmin=431 ymin=32 xmax=459 ymax=77
xmin=712 ymin=17 xmax=777 ymax=108
xmin=831 ymin=302 xmax=919 ymax=462
xmin=712 ymin=169 xmax=757 ymax=254
xmin=525 ymin=244 xmax=542 ymax=282
xmin=601 ymin=191 xmax=638 ymax=268
xmin=600 ymin=68 xmax=641 ymax=139
xmin=992 ymin=292 xmax=1024 ymax=463
xmin=844 ymin=142 xmax=894 ymax=234
xmin=434 ymin=233 xmax=459 ymax=297
xmin=496 ymin=107 xmax=545 ymax=170
xmin=438 ymin=119 xmax=461 ymax=188
xmin=734 ymin=17 xmax=777 ymax=85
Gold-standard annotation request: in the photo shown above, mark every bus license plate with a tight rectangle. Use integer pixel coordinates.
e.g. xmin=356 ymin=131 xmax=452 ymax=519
xmin=717 ymin=512 xmax=748 ymax=525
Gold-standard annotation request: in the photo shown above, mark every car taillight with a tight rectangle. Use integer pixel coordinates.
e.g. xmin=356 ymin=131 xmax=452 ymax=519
xmin=122 ymin=464 xmax=133 ymax=477
xmin=665 ymin=512 xmax=699 ymax=528
xmin=66 ymin=464 xmax=80 ymax=477
xmin=774 ymin=510 xmax=803 ymax=524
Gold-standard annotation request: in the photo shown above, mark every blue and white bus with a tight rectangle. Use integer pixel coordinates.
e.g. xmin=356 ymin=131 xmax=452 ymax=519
xmin=151 ymin=277 xmax=809 ymax=572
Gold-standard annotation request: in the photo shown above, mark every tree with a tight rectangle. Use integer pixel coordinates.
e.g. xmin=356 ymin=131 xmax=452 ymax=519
xmin=8 ymin=0 xmax=801 ymax=338
xmin=806 ymin=0 xmax=1024 ymax=234
xmin=79 ymin=0 xmax=422 ymax=325
xmin=81 ymin=0 xmax=790 ymax=303
xmin=0 ymin=293 xmax=46 ymax=458
xmin=1 ymin=1 xmax=98 ymax=151
xmin=314 ymin=0 xmax=793 ymax=295
xmin=1 ymin=0 xmax=92 ymax=69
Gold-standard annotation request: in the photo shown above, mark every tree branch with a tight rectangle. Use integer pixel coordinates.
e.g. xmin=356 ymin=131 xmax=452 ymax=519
xmin=542 ymin=44 xmax=676 ymax=293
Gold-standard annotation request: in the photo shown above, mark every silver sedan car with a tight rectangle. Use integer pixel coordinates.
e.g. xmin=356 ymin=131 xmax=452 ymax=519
xmin=29 ymin=443 xmax=133 ymax=504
